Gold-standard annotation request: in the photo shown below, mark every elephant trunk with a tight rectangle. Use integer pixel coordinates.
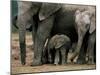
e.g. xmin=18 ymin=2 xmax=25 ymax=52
xmin=17 ymin=14 xmax=26 ymax=65
xmin=70 ymin=36 xmax=83 ymax=62
xmin=19 ymin=29 xmax=26 ymax=65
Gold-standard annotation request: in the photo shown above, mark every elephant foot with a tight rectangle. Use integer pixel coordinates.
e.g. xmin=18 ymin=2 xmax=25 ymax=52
xmin=42 ymin=57 xmax=48 ymax=64
xmin=61 ymin=61 xmax=67 ymax=65
xmin=31 ymin=60 xmax=42 ymax=66
xmin=87 ymin=58 xmax=95 ymax=65
xmin=87 ymin=61 xmax=95 ymax=65
xmin=61 ymin=63 xmax=67 ymax=65
xmin=48 ymin=57 xmax=54 ymax=64
xmin=54 ymin=63 xmax=59 ymax=65
xmin=21 ymin=58 xmax=26 ymax=65
xmin=21 ymin=62 xmax=26 ymax=65
xmin=61 ymin=62 xmax=67 ymax=65
xmin=76 ymin=58 xmax=86 ymax=64
xmin=54 ymin=61 xmax=59 ymax=65
xmin=31 ymin=62 xmax=42 ymax=66
xmin=70 ymin=52 xmax=78 ymax=62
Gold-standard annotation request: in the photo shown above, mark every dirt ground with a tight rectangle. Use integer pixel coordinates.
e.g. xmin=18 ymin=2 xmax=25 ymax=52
xmin=11 ymin=33 xmax=96 ymax=74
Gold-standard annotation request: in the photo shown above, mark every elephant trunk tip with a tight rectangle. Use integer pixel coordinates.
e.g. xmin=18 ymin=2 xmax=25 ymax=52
xmin=70 ymin=52 xmax=79 ymax=62
xmin=54 ymin=63 xmax=58 ymax=66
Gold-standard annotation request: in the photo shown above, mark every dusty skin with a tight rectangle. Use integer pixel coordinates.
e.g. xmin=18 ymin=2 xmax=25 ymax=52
xmin=11 ymin=33 xmax=96 ymax=74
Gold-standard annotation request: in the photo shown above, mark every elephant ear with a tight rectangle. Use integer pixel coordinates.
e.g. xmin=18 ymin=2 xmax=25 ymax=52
xmin=39 ymin=3 xmax=61 ymax=21
xmin=89 ymin=13 xmax=96 ymax=34
xmin=55 ymin=38 xmax=67 ymax=49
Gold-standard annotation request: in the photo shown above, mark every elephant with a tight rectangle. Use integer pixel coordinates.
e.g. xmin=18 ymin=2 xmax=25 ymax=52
xmin=86 ymin=31 xmax=96 ymax=64
xmin=12 ymin=1 xmax=96 ymax=65
xmin=47 ymin=34 xmax=71 ymax=65
xmin=70 ymin=8 xmax=96 ymax=64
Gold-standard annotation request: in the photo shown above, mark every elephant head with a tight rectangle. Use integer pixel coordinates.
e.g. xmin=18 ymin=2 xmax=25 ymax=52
xmin=15 ymin=2 xmax=61 ymax=30
xmin=48 ymin=34 xmax=70 ymax=49
xmin=75 ymin=7 xmax=96 ymax=34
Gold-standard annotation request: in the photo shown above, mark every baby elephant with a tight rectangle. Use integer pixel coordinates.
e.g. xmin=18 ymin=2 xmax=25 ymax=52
xmin=70 ymin=9 xmax=96 ymax=64
xmin=48 ymin=34 xmax=71 ymax=65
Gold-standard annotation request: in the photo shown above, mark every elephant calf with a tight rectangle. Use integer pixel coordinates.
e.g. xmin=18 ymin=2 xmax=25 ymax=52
xmin=70 ymin=8 xmax=96 ymax=64
xmin=48 ymin=34 xmax=71 ymax=65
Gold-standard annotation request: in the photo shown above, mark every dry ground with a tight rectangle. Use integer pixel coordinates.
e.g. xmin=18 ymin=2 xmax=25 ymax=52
xmin=11 ymin=33 xmax=96 ymax=74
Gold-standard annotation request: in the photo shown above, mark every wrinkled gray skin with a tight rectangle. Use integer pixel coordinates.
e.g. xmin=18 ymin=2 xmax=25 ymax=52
xmin=47 ymin=34 xmax=71 ymax=65
xmin=70 ymin=8 xmax=96 ymax=64
xmin=87 ymin=31 xmax=96 ymax=64
xmin=15 ymin=1 xmax=96 ymax=65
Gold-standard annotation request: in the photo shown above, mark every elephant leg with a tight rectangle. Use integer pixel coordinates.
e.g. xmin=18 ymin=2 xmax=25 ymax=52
xmin=94 ymin=43 xmax=96 ymax=63
xmin=54 ymin=49 xmax=60 ymax=65
xmin=60 ymin=47 xmax=67 ymax=65
xmin=48 ymin=49 xmax=53 ymax=64
xmin=32 ymin=15 xmax=54 ymax=66
xmin=87 ymin=31 xmax=96 ymax=64
xmin=77 ymin=48 xmax=87 ymax=64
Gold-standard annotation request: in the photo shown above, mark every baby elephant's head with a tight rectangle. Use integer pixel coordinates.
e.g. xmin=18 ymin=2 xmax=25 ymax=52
xmin=75 ymin=9 xmax=95 ymax=34
xmin=48 ymin=34 xmax=71 ymax=50
xmin=75 ymin=10 xmax=91 ymax=31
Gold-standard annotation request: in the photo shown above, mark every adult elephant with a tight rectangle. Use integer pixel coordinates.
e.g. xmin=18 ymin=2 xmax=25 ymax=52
xmin=16 ymin=1 xmax=62 ymax=65
xmin=13 ymin=1 xmax=95 ymax=65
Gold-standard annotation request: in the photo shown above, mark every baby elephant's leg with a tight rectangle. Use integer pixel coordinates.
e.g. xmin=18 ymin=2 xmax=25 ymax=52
xmin=60 ymin=47 xmax=67 ymax=65
xmin=48 ymin=50 xmax=53 ymax=64
xmin=54 ymin=49 xmax=60 ymax=65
